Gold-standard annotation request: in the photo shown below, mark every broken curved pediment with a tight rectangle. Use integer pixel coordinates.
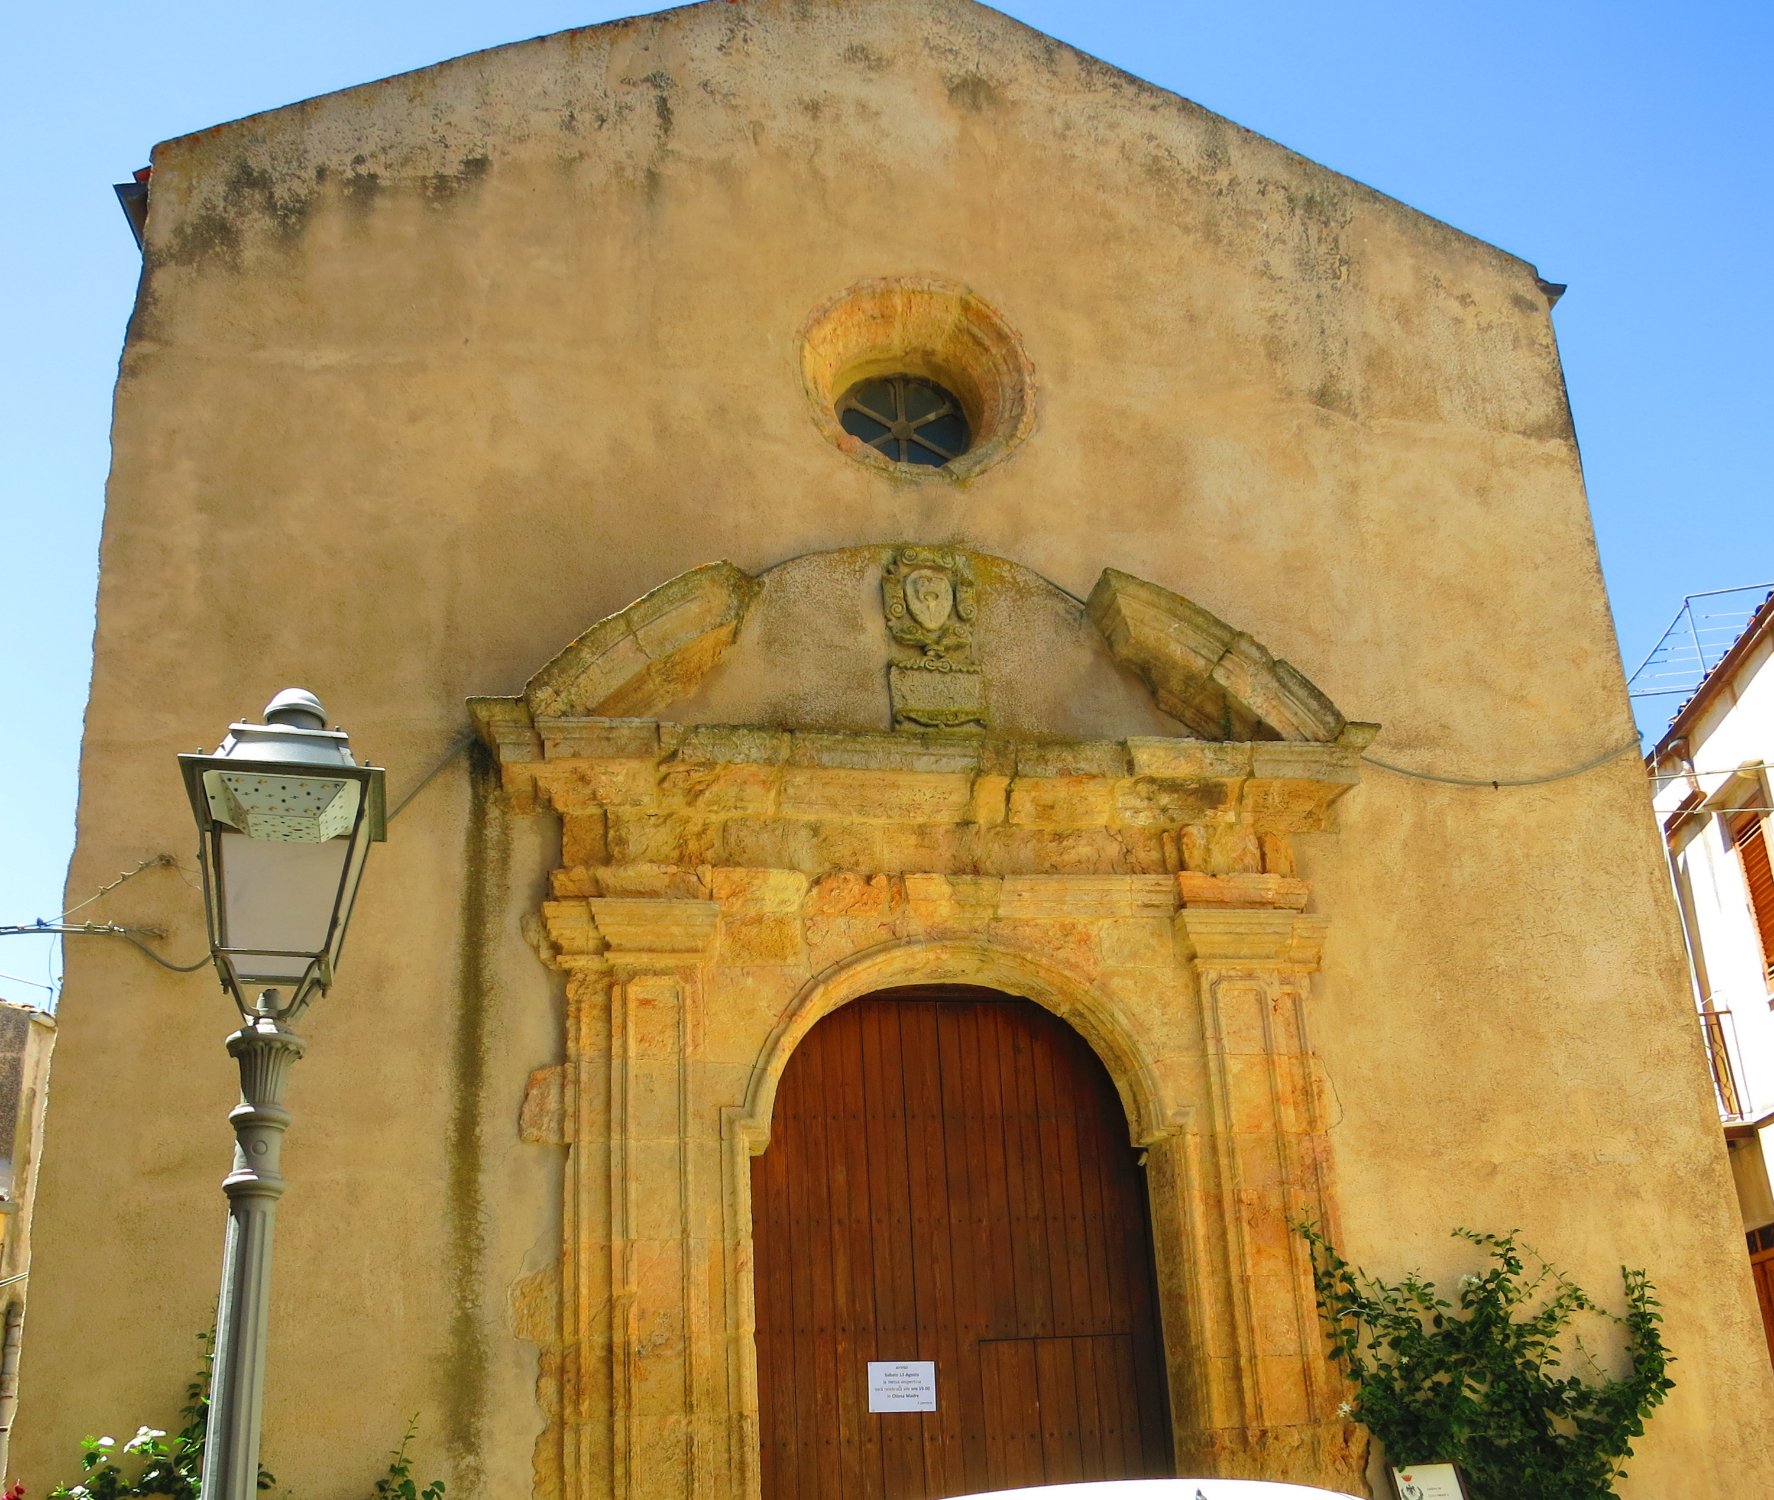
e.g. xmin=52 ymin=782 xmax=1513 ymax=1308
xmin=474 ymin=546 xmax=1367 ymax=751
xmin=520 ymin=561 xmax=762 ymax=721
xmin=1086 ymin=569 xmax=1348 ymax=743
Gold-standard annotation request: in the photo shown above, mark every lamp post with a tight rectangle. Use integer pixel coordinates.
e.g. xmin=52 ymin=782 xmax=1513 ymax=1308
xmin=179 ymin=689 xmax=386 ymax=1500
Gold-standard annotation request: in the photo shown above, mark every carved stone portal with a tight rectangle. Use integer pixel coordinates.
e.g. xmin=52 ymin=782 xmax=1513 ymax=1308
xmin=470 ymin=548 xmax=1378 ymax=1500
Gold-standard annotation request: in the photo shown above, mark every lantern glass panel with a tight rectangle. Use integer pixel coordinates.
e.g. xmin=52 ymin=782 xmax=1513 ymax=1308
xmin=216 ymin=830 xmax=351 ymax=984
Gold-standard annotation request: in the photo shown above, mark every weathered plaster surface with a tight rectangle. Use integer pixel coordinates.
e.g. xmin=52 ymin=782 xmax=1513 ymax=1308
xmin=17 ymin=0 xmax=1769 ymax=1496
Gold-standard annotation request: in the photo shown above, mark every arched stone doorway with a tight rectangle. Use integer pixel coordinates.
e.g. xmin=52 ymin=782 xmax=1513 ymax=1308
xmin=752 ymin=986 xmax=1173 ymax=1500
xmin=480 ymin=546 xmax=1374 ymax=1498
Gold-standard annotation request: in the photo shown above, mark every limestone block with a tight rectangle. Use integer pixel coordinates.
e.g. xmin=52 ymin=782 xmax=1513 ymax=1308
xmin=537 ymin=755 xmax=661 ymax=813
xmin=968 ymin=772 xmax=1010 ymax=826
xmin=717 ymin=917 xmax=804 ymax=966
xmin=623 ymin=1062 xmax=683 ymax=1145
xmin=659 ymin=760 xmax=779 ymax=815
xmin=702 ymin=968 xmax=797 ymax=1065
xmin=1249 ymin=1275 xmax=1308 ymax=1358
xmin=590 ymin=899 xmax=720 ymax=959
xmin=1087 ymin=569 xmax=1345 ymax=743
xmin=797 ymin=818 xmax=886 ymax=871
xmin=1116 ymin=776 xmax=1239 ymax=826
xmin=1007 ymin=775 xmax=1119 ymax=829
xmin=676 ymin=724 xmax=795 ymax=766
xmin=706 ymin=867 xmax=808 ymax=914
xmin=521 ymin=1065 xmax=569 ymax=1144
xmin=888 ymin=660 xmax=985 ymax=732
xmin=806 ymin=871 xmax=896 ymax=916
xmin=509 ymin=1265 xmax=561 ymax=1345
xmin=608 ymin=811 xmax=718 ymax=867
xmin=1098 ymin=917 xmax=1175 ymax=968
xmin=878 ymin=822 xmax=966 ymax=872
xmin=561 ymin=810 xmax=611 ymax=868
xmin=1254 ymin=1354 xmax=1314 ymax=1428
xmin=1179 ymin=872 xmax=1310 ymax=910
xmin=780 ymin=766 xmax=973 ymax=823
xmin=1205 ymin=979 xmax=1267 ymax=1054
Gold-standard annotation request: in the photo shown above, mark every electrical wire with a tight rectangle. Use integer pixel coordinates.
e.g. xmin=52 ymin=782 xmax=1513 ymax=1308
xmin=387 ymin=731 xmax=475 ymax=822
xmin=0 ymin=923 xmax=212 ymax=973
xmin=57 ymin=854 xmax=174 ymax=922
xmin=1360 ymin=734 xmax=1643 ymax=788
xmin=0 ymin=970 xmax=54 ymax=992
xmin=0 ymin=729 xmax=477 ymax=982
xmin=0 ymin=721 xmax=1755 ymax=987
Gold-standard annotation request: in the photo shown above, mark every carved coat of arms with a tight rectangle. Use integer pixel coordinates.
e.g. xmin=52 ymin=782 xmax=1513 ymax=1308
xmin=881 ymin=547 xmax=985 ymax=731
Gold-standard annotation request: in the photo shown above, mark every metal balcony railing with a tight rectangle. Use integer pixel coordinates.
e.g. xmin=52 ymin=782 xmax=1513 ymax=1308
xmin=1699 ymin=1000 xmax=1749 ymax=1121
xmin=1628 ymin=584 xmax=1773 ymax=745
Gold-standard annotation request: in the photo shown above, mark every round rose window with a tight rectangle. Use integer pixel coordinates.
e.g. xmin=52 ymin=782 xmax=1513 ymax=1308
xmin=835 ymin=375 xmax=972 ymax=468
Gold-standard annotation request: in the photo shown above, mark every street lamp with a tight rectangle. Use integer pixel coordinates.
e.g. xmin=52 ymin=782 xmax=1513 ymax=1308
xmin=179 ymin=689 xmax=386 ymax=1500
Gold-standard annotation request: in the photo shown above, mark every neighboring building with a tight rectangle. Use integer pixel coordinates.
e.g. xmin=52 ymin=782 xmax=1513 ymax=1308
xmin=1648 ymin=591 xmax=1774 ymax=1363
xmin=16 ymin=2 xmax=1773 ymax=1497
xmin=0 ymin=1002 xmax=55 ymax=1477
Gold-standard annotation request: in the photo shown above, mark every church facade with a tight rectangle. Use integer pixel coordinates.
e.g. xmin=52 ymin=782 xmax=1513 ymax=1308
xmin=17 ymin=2 xmax=1772 ymax=1497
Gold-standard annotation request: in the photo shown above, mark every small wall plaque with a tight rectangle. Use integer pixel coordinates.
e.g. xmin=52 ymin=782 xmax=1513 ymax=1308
xmin=867 ymin=1360 xmax=936 ymax=1412
xmin=1392 ymin=1464 xmax=1466 ymax=1500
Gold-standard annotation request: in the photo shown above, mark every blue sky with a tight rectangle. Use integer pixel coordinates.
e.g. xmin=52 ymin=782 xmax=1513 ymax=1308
xmin=3 ymin=0 xmax=1770 ymax=1007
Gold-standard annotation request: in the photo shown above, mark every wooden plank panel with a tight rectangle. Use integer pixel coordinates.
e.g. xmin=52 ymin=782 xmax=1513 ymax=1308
xmin=833 ymin=1000 xmax=883 ymax=1500
xmin=1000 ymin=1006 xmax=1055 ymax=1339
xmin=1070 ymin=1334 xmax=1108 ymax=1480
xmin=1035 ymin=1337 xmax=1082 ymax=1485
xmin=864 ymin=1003 xmax=923 ymax=1500
xmin=940 ymin=1001 xmax=993 ymax=1499
xmin=755 ymin=991 xmax=1173 ymax=1500
xmin=1033 ymin=1026 xmax=1087 ymax=1339
xmin=803 ymin=1036 xmax=842 ymax=1500
xmin=980 ymin=1339 xmax=1042 ymax=1490
xmin=903 ymin=1002 xmax=962 ymax=1499
xmin=974 ymin=1004 xmax=1020 ymax=1342
xmin=1105 ymin=1329 xmax=1143 ymax=1474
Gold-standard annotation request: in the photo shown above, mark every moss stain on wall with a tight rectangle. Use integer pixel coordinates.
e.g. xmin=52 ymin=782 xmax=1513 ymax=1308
xmin=445 ymin=741 xmax=509 ymax=1495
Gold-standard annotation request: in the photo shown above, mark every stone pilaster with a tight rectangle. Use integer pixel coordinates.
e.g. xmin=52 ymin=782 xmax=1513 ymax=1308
xmin=522 ymin=896 xmax=720 ymax=1500
xmin=1171 ymin=908 xmax=1362 ymax=1491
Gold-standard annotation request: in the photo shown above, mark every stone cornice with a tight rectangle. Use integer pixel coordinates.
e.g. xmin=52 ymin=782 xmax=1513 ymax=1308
xmin=1174 ymin=908 xmax=1330 ymax=969
xmin=542 ymin=896 xmax=720 ymax=966
xmin=471 ymin=716 xmax=1368 ymax=835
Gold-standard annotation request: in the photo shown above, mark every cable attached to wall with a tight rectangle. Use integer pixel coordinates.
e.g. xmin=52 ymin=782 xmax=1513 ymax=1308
xmin=0 ymin=729 xmax=480 ymax=987
xmin=1360 ymin=734 xmax=1644 ymax=789
xmin=0 ymin=724 xmax=1690 ymax=994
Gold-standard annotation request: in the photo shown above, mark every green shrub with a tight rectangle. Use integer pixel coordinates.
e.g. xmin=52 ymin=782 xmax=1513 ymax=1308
xmin=1299 ymin=1226 xmax=1674 ymax=1500
xmin=39 ymin=1332 xmax=443 ymax=1500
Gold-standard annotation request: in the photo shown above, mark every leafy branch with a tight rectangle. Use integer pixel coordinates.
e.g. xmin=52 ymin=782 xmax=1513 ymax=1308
xmin=1299 ymin=1225 xmax=1674 ymax=1500
xmin=37 ymin=1331 xmax=443 ymax=1500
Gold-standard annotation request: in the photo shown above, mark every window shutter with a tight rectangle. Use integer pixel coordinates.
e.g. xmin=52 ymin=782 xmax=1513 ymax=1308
xmin=1733 ymin=815 xmax=1774 ymax=984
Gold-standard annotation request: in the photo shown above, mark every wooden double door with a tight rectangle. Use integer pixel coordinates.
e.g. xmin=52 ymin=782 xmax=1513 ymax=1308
xmin=752 ymin=987 xmax=1173 ymax=1500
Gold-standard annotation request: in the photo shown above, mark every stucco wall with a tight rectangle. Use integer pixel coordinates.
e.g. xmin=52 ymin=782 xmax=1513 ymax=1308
xmin=18 ymin=0 xmax=1769 ymax=1495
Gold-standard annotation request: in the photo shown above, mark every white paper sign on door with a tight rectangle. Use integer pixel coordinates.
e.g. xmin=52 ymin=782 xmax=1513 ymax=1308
xmin=867 ymin=1360 xmax=936 ymax=1412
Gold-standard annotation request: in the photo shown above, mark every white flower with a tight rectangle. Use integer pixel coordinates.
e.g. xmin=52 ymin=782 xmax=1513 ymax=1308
xmin=96 ymin=1437 xmax=115 ymax=1448
xmin=1336 ymin=1401 xmax=1354 ymax=1418
xmin=1459 ymin=1273 xmax=1480 ymax=1289
xmin=124 ymin=1426 xmax=167 ymax=1453
xmin=69 ymin=1488 xmax=90 ymax=1498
